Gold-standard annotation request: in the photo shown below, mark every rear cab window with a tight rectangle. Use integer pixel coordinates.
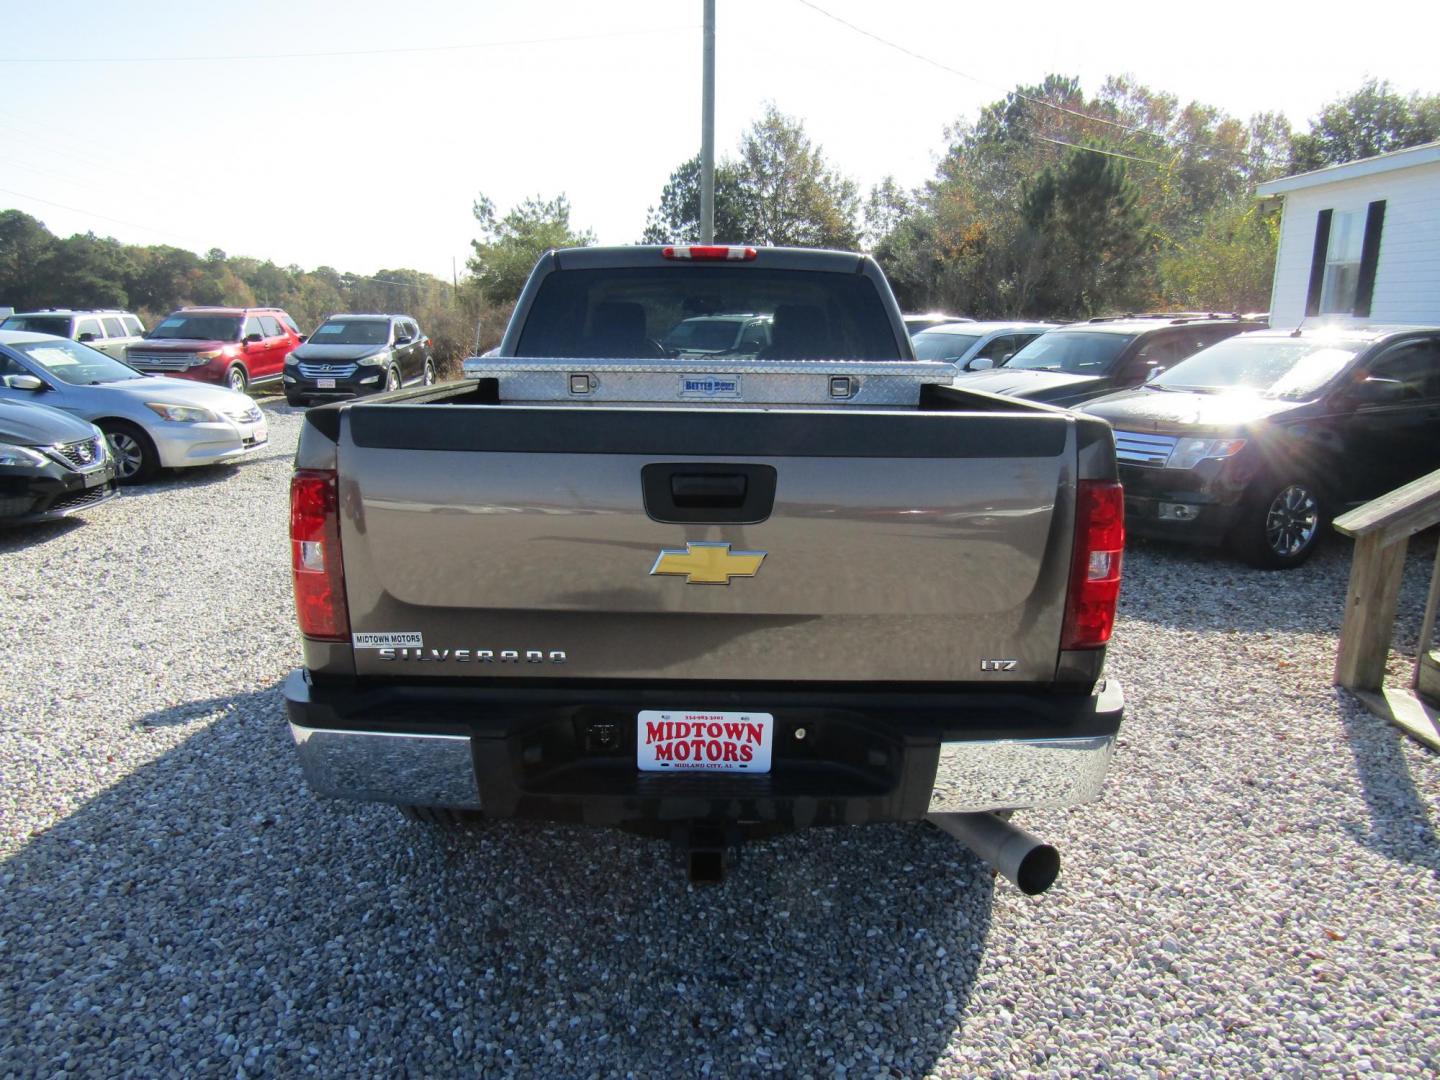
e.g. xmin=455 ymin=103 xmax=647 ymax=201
xmin=1 ymin=315 xmax=74 ymax=336
xmin=1007 ymin=331 xmax=1138 ymax=374
xmin=514 ymin=267 xmax=903 ymax=361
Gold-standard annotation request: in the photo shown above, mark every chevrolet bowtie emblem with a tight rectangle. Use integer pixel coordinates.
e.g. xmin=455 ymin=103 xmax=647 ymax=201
xmin=650 ymin=542 xmax=767 ymax=585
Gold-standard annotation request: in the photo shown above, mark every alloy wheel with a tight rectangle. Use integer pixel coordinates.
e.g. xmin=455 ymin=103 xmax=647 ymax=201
xmin=108 ymin=431 xmax=144 ymax=480
xmin=228 ymin=367 xmax=247 ymax=393
xmin=1264 ymin=484 xmax=1318 ymax=558
xmin=386 ymin=367 xmax=400 ymax=391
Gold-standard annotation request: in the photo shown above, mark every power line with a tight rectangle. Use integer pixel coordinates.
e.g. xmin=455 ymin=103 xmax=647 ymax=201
xmin=792 ymin=0 xmax=1151 ymax=136
xmin=0 ymin=25 xmax=696 ymax=64
xmin=1032 ymin=135 xmax=1172 ymax=168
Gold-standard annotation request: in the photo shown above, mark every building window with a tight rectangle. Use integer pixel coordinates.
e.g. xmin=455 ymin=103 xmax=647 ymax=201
xmin=1319 ymin=209 xmax=1364 ymax=314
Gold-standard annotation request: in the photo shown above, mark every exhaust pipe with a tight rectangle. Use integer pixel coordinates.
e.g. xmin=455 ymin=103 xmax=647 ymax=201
xmin=927 ymin=812 xmax=1060 ymax=895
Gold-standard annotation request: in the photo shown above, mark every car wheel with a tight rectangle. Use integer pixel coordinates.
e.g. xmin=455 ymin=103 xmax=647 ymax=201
xmin=100 ymin=420 xmax=159 ymax=484
xmin=398 ymin=805 xmax=481 ymax=828
xmin=423 ymin=358 xmax=437 ymax=386
xmin=385 ymin=366 xmax=400 ymax=392
xmin=226 ymin=365 xmax=248 ymax=394
xmin=285 ymin=394 xmax=304 ymax=408
xmin=1234 ymin=476 xmax=1325 ymax=569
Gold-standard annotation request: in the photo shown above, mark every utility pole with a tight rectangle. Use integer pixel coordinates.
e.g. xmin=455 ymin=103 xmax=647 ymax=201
xmin=700 ymin=0 xmax=716 ymax=244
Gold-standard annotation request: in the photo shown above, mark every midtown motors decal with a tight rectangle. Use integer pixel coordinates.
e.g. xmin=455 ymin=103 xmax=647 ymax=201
xmin=636 ymin=711 xmax=774 ymax=773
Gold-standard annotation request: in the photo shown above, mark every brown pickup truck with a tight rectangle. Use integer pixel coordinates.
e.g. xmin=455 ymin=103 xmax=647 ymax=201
xmin=283 ymin=245 xmax=1125 ymax=891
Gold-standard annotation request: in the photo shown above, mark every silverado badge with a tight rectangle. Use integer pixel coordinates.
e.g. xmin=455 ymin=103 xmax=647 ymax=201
xmin=650 ymin=542 xmax=766 ymax=585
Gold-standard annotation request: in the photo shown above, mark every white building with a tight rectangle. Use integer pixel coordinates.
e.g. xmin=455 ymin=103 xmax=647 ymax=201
xmin=1257 ymin=140 xmax=1440 ymax=328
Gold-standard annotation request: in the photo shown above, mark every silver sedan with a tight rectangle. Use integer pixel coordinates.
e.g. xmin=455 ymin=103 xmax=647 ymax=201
xmin=0 ymin=330 xmax=268 ymax=483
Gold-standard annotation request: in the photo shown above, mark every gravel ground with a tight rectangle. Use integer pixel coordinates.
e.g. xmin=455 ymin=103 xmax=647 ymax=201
xmin=2 ymin=400 xmax=1438 ymax=1077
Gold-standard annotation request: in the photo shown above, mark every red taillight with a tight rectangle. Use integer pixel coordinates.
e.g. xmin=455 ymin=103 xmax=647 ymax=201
xmin=290 ymin=469 xmax=350 ymax=641
xmin=1061 ymin=480 xmax=1124 ymax=650
xmin=662 ymin=245 xmax=757 ymax=261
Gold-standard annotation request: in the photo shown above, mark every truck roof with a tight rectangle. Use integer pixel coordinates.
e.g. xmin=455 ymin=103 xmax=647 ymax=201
xmin=550 ymin=245 xmax=872 ymax=274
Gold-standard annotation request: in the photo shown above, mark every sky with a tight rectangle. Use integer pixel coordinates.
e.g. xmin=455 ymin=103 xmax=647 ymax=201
xmin=1 ymin=0 xmax=1434 ymax=282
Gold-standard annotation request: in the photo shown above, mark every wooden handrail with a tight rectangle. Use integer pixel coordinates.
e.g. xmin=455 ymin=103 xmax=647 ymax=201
xmin=1333 ymin=466 xmax=1440 ymax=750
xmin=1333 ymin=467 xmax=1440 ymax=545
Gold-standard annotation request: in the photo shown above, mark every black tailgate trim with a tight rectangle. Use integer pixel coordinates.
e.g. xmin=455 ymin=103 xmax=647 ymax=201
xmin=287 ymin=670 xmax=1122 ymax=742
xmin=345 ymin=405 xmax=1071 ymax=458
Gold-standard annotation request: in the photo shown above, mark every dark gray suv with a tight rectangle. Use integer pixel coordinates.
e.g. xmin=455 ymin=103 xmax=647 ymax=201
xmin=282 ymin=314 xmax=434 ymax=406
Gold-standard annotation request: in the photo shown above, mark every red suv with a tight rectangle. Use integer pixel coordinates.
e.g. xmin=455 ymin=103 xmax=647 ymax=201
xmin=126 ymin=307 xmax=305 ymax=393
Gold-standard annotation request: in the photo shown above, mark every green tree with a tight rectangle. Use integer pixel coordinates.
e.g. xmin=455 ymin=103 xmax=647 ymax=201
xmin=862 ymin=176 xmax=912 ymax=252
xmin=640 ymin=156 xmax=748 ymax=243
xmin=1290 ymin=79 xmax=1440 ymax=170
xmin=874 ymin=73 xmax=1291 ymax=317
xmin=1017 ymin=149 xmax=1147 ymax=317
xmin=732 ymin=106 xmax=861 ymax=249
xmin=125 ymin=245 xmax=204 ymax=312
xmin=40 ymin=233 xmax=135 ymax=309
xmin=1158 ymin=198 xmax=1278 ymax=313
xmin=641 ymin=106 xmax=862 ymax=251
xmin=0 ymin=210 xmax=58 ymax=311
xmin=467 ymin=193 xmax=593 ymax=306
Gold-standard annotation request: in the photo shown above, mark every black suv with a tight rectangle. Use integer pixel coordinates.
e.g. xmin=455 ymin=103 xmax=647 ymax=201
xmin=953 ymin=314 xmax=1266 ymax=407
xmin=283 ymin=314 xmax=434 ymax=406
xmin=1081 ymin=325 xmax=1440 ymax=567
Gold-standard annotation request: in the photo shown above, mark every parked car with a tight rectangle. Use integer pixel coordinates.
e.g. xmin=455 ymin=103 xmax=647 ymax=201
xmin=953 ymin=315 xmax=1266 ymax=407
xmin=126 ymin=307 xmax=304 ymax=394
xmin=911 ymin=321 xmax=1058 ymax=370
xmin=0 ymin=331 xmax=268 ymax=483
xmin=0 ymin=398 xmax=116 ymax=526
xmin=902 ymin=311 xmax=972 ymax=335
xmin=1080 ymin=325 xmax=1440 ymax=567
xmin=660 ymin=313 xmax=772 ymax=357
xmin=0 ymin=309 xmax=146 ymax=361
xmin=283 ymin=314 xmax=434 ymax=406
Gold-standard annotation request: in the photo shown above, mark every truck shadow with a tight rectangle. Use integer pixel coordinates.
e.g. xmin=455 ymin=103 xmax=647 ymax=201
xmin=0 ymin=682 xmax=992 ymax=1077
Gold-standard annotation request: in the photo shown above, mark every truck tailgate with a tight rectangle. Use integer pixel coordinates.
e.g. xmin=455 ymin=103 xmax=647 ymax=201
xmin=335 ymin=404 xmax=1079 ymax=684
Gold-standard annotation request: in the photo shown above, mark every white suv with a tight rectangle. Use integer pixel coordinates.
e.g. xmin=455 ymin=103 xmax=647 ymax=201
xmin=0 ymin=309 xmax=147 ymax=361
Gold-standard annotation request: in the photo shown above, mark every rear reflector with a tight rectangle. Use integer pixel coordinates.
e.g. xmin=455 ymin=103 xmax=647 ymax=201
xmin=290 ymin=468 xmax=350 ymax=641
xmin=1061 ymin=480 xmax=1124 ymax=650
xmin=662 ymin=245 xmax=757 ymax=261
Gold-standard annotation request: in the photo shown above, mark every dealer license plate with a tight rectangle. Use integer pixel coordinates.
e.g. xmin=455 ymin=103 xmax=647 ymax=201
xmin=636 ymin=710 xmax=774 ymax=773
xmin=317 ymin=378 xmax=336 ymax=388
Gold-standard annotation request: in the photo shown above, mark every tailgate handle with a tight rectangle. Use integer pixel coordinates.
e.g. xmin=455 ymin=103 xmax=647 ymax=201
xmin=642 ymin=463 xmax=777 ymax=524
xmin=671 ymin=473 xmax=747 ymax=508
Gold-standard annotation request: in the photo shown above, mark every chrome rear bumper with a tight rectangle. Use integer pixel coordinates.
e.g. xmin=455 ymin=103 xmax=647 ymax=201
xmin=290 ymin=727 xmax=483 ymax=809
xmin=927 ymin=735 xmax=1113 ymax=813
xmin=289 ymin=724 xmax=1113 ymax=816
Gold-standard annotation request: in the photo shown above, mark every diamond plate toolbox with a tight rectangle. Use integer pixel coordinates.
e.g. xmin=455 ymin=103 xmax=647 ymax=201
xmin=460 ymin=357 xmax=961 ymax=407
